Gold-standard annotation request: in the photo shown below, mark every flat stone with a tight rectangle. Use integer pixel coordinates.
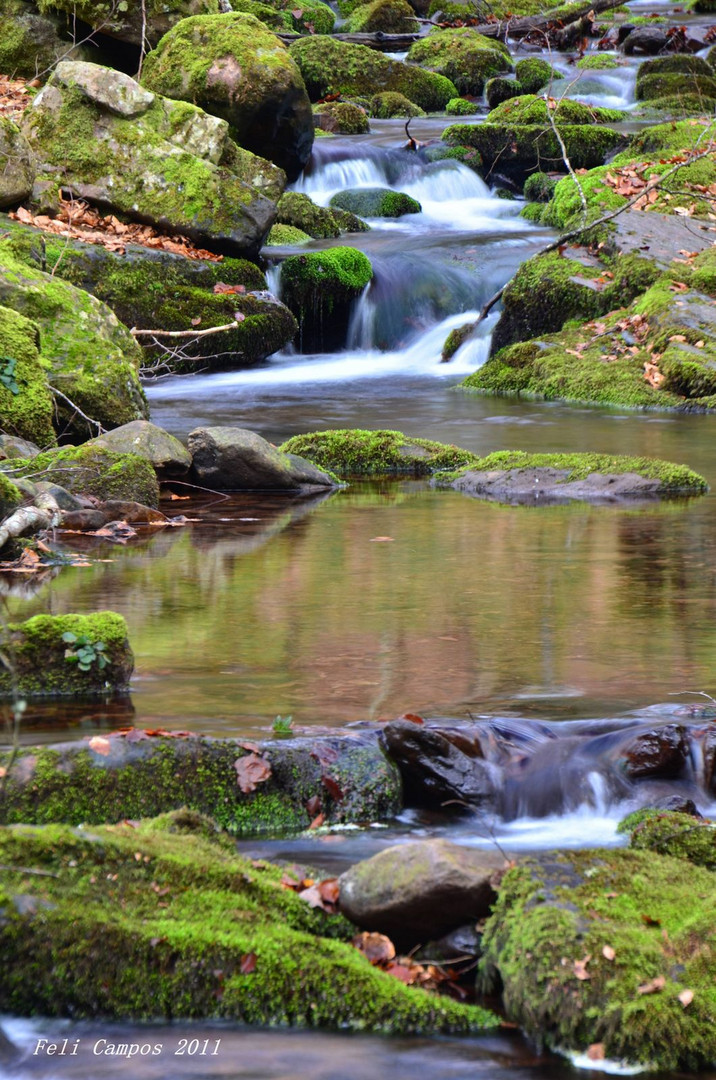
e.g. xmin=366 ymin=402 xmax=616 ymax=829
xmin=54 ymin=61 xmax=155 ymax=117
xmin=449 ymin=467 xmax=667 ymax=505
xmin=339 ymin=839 xmax=506 ymax=946
xmin=88 ymin=421 xmax=192 ymax=476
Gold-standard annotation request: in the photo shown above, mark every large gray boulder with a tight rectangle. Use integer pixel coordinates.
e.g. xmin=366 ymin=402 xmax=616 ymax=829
xmin=23 ymin=62 xmax=284 ymax=257
xmin=0 ymin=119 xmax=34 ymax=209
xmin=141 ymin=14 xmax=314 ymax=181
xmin=31 ymin=0 xmax=221 ymax=49
xmin=188 ymin=427 xmax=338 ymax=491
xmin=87 ymin=421 xmax=192 ymax=477
xmin=339 ymin=839 xmax=506 ymax=946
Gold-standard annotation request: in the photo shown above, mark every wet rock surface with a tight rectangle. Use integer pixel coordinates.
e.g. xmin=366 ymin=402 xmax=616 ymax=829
xmin=448 ymin=467 xmax=670 ymax=505
xmin=379 ymin=720 xmax=497 ymax=810
xmin=188 ymin=426 xmax=338 ymax=491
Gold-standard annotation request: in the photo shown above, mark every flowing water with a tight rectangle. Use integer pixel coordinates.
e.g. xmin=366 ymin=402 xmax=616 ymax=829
xmin=4 ymin=34 xmax=716 ymax=1079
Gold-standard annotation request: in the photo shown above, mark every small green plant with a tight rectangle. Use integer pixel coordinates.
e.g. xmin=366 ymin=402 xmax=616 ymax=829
xmin=0 ymin=357 xmax=19 ymax=396
xmin=62 ymin=632 xmax=108 ymax=672
xmin=272 ymin=714 xmax=294 ymax=735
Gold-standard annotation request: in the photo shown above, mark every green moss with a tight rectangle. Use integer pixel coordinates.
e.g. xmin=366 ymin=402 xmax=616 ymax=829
xmin=330 ymin=188 xmax=421 ymax=218
xmin=636 ymin=72 xmax=716 ymax=104
xmin=0 ymin=306 xmax=55 ymax=449
xmin=289 ymin=36 xmax=458 ymax=110
xmin=423 ymin=143 xmax=482 ymax=171
xmin=488 ymin=93 xmax=624 ymax=126
xmin=0 ymin=612 xmax=132 ymax=697
xmin=229 ymin=0 xmax=294 ymax=28
xmin=276 ymin=191 xmax=340 ymax=238
xmin=514 ymin=57 xmax=562 ymax=93
xmin=445 ymin=96 xmax=480 ymax=115
xmin=314 ymin=102 xmax=370 ymax=134
xmin=446 ymin=450 xmax=706 ymax=491
xmin=0 ymin=470 xmax=22 ymax=517
xmin=485 ymin=76 xmax=522 ymax=109
xmin=0 ymin=444 xmax=160 ymax=507
xmin=278 ymin=0 xmax=336 ymax=33
xmin=279 ymin=429 xmax=480 ymax=477
xmin=441 ymin=322 xmax=475 ymax=361
xmin=522 ymin=172 xmax=558 ymax=202
xmin=0 ymin=818 xmax=498 ymax=1031
xmin=344 ymin=0 xmax=418 ymax=32
xmin=480 ymin=848 xmax=716 ymax=1069
xmin=369 ymin=91 xmax=425 ymax=119
xmin=280 ymin=249 xmax=373 ymax=337
xmin=576 ymin=53 xmax=620 ymax=69
xmin=625 ymin=810 xmax=716 ymax=869
xmin=406 ymin=28 xmax=511 ymax=96
xmin=265 ymin=224 xmax=312 ymax=245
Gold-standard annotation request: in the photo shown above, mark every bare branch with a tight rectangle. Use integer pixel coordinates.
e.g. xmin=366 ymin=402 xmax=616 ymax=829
xmin=49 ymin=386 xmax=106 ymax=434
xmin=131 ymin=320 xmax=244 ymax=341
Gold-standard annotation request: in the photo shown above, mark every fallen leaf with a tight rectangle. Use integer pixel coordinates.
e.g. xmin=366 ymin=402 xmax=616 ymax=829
xmin=574 ymin=955 xmax=591 ymax=980
xmin=369 ymin=536 xmax=394 ymax=542
xmin=398 ymin=712 xmax=424 ymax=724
xmin=238 ymin=741 xmax=261 ymax=753
xmin=602 ymin=945 xmax=616 ymax=961
xmin=240 ymin=952 xmax=257 ymax=974
xmin=641 ymin=914 xmax=661 ymax=927
xmin=305 ymin=795 xmax=322 ymax=817
xmin=322 ymin=775 xmax=344 ymax=801
xmin=88 ymin=736 xmax=112 ymax=756
xmin=637 ymin=975 xmax=666 ymax=995
xmin=587 ymin=1044 xmax=605 ymax=1061
xmin=308 ymin=813 xmax=325 ymax=829
xmin=678 ymin=989 xmax=694 ymax=1007
xmin=353 ymin=932 xmax=396 ymax=965
xmin=234 ymin=753 xmax=272 ymax=793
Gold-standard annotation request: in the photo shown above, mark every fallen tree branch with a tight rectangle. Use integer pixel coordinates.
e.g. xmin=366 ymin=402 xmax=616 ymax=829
xmin=0 ymin=492 xmax=62 ymax=553
xmin=131 ymin=320 xmax=243 ymax=341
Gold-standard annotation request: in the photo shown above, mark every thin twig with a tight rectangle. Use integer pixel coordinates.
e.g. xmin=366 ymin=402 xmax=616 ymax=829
xmin=49 ymin=386 xmax=106 ymax=434
xmin=0 ymin=864 xmax=60 ymax=878
xmin=131 ymin=320 xmax=243 ymax=341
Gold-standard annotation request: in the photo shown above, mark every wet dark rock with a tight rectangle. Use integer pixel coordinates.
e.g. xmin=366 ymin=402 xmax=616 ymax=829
xmin=621 ymin=26 xmax=669 ymax=54
xmin=620 ymin=723 xmax=689 ymax=779
xmin=60 ymin=509 xmax=109 ymax=531
xmin=701 ymin=724 xmax=716 ymax=793
xmin=380 ymin=720 xmax=497 ymax=810
xmin=188 ymin=426 xmax=338 ymax=491
xmin=651 ymin=795 xmax=702 ymax=816
xmin=448 ymin=467 xmax=672 ymax=505
xmin=338 ymin=839 xmax=505 ymax=946
xmin=416 ymin=922 xmax=484 ymax=965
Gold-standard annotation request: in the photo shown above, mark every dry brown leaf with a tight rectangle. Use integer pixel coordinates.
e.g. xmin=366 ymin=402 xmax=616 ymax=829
xmin=88 ymin=736 xmax=112 ymax=756
xmin=637 ymin=975 xmax=666 ymax=995
xmin=233 ymin=752 xmax=272 ymax=793
xmin=587 ymin=1044 xmax=605 ymax=1061
xmin=678 ymin=988 xmax=694 ymax=1007
xmin=353 ymin=932 xmax=396 ymax=965
xmin=574 ymin=955 xmax=591 ymax=980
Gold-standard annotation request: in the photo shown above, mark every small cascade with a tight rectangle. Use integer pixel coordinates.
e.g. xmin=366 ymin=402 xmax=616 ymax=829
xmin=553 ymin=59 xmax=639 ymax=111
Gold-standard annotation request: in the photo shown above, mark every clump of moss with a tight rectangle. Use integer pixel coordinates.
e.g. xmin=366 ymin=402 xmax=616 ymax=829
xmin=576 ymin=53 xmax=620 ymax=69
xmin=406 ymin=28 xmax=512 ymax=96
xmin=0 ymin=470 xmax=22 ymax=518
xmin=344 ymin=0 xmax=418 ymax=32
xmin=329 ymin=187 xmax=421 ymax=218
xmin=480 ymin=847 xmax=716 ymax=1070
xmin=369 ymin=91 xmax=426 ymax=119
xmin=265 ymin=223 xmax=312 ymax=245
xmin=488 ymin=93 xmax=624 ymax=126
xmin=289 ymin=36 xmax=457 ymax=110
xmin=0 ymin=305 xmax=55 ymax=449
xmin=1 ymin=444 xmax=160 ymax=507
xmin=441 ymin=321 xmax=475 ymax=361
xmin=314 ymin=101 xmax=370 ymax=134
xmin=279 ymin=429 xmax=480 ymax=476
xmin=445 ymin=96 xmax=479 ymax=115
xmin=0 ymin=817 xmax=499 ymax=1031
xmin=624 ymin=810 xmax=716 ymax=869
xmin=522 ymin=172 xmax=558 ymax=202
xmin=636 ymin=72 xmax=716 ymax=104
xmin=279 ymin=249 xmax=372 ymax=351
xmin=0 ymin=611 xmax=132 ymax=697
xmin=514 ymin=57 xmax=562 ymax=93
xmin=423 ymin=143 xmax=482 ymax=171
xmin=275 ymin=191 xmax=370 ymax=239
xmin=485 ymin=76 xmax=522 ymax=109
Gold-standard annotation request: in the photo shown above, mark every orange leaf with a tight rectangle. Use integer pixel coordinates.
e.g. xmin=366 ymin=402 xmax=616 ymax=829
xmin=88 ymin=736 xmax=112 ymax=756
xmin=587 ymin=1044 xmax=605 ymax=1061
xmin=240 ymin=952 xmax=257 ymax=974
xmin=233 ymin=753 xmax=272 ymax=793
xmin=353 ymin=932 xmax=396 ymax=965
xmin=574 ymin=955 xmax=591 ymax=980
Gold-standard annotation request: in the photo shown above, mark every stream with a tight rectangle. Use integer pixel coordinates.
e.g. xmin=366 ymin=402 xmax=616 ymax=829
xmin=4 ymin=26 xmax=716 ymax=1079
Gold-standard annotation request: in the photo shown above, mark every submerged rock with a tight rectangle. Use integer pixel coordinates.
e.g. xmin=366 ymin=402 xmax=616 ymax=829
xmin=187 ymin=426 xmax=338 ymax=491
xmin=0 ymin=611 xmax=133 ymax=698
xmin=339 ymin=839 xmax=505 ymax=946
xmin=620 ymin=723 xmax=689 ymax=778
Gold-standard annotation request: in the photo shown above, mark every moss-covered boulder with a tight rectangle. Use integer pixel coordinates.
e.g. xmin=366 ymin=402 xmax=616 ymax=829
xmin=314 ymin=102 xmax=370 ymax=135
xmin=489 ymin=250 xmax=659 ymax=354
xmin=488 ymin=94 xmax=624 ymax=126
xmin=0 ymin=218 xmax=297 ymax=372
xmin=0 ymin=612 xmax=133 ymax=697
xmin=275 ymin=191 xmax=368 ymax=238
xmin=229 ymin=0 xmax=293 ymax=28
xmin=265 ymin=223 xmax=312 ymax=245
xmin=330 ymin=187 xmax=421 ymax=218
xmin=0 ymin=816 xmax=499 ymax=1032
xmin=0 ymin=472 xmax=22 ymax=519
xmin=576 ymin=53 xmax=620 ymax=69
xmin=485 ymin=76 xmax=522 ymax=109
xmin=445 ymin=96 xmax=479 ymax=115
xmin=514 ymin=57 xmax=562 ymax=93
xmin=636 ymin=69 xmax=716 ymax=104
xmin=279 ymin=429 xmax=480 ymax=476
xmin=0 ymin=247 xmax=146 ymax=439
xmin=86 ymin=421 xmax=192 ymax=477
xmin=621 ymin=808 xmax=716 ymax=869
xmin=0 ymin=731 xmax=401 ymax=834
xmin=23 ymin=61 xmax=281 ymax=257
xmin=0 ymin=306 xmax=55 ymax=448
xmin=289 ymin=36 xmax=458 ymax=111
xmin=406 ymin=28 xmax=512 ymax=96
xmin=0 ymin=0 xmax=95 ymax=78
xmin=345 ymin=0 xmax=419 ymax=32
xmin=280 ymin=248 xmax=373 ymax=352
xmin=369 ymin=91 xmax=425 ymax=118
xmin=522 ymin=171 xmax=558 ymax=202
xmin=0 ymin=119 xmax=34 ymax=209
xmin=480 ymin=848 xmax=716 ymax=1070
xmin=1 ymin=445 xmax=160 ymax=507
xmin=35 ymin=0 xmax=221 ymax=49
xmin=141 ymin=13 xmax=313 ymax=180
xmin=443 ymin=121 xmax=623 ymax=184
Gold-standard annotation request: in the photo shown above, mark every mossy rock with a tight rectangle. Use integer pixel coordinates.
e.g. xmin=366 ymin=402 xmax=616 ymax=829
xmin=344 ymin=0 xmax=419 ymax=32
xmin=406 ymin=28 xmax=512 ymax=96
xmin=0 ymin=470 xmax=22 ymax=519
xmin=514 ymin=57 xmax=562 ymax=93
xmin=0 ymin=612 xmax=133 ymax=697
xmin=0 ymin=0 xmax=95 ymax=78
xmin=637 ymin=54 xmax=715 ymax=82
xmin=229 ymin=0 xmax=294 ymax=29
xmin=35 ymin=0 xmax=221 ymax=49
xmin=443 ymin=122 xmax=623 ymax=184
xmin=274 ymin=0 xmax=336 ymax=33
xmin=423 ymin=143 xmax=482 ymax=171
xmin=624 ymin=809 xmax=716 ymax=870
xmin=330 ymin=187 xmax=421 ymax=218
xmin=314 ymin=102 xmax=370 ymax=134
xmin=0 ymin=246 xmax=146 ymax=440
xmin=636 ymin=72 xmax=716 ymax=104
xmin=485 ymin=76 xmax=522 ymax=110
xmin=1 ymin=445 xmax=160 ymax=507
xmin=265 ymin=223 xmax=312 ymax=245
xmin=369 ymin=91 xmax=426 ymax=118
xmin=279 ymin=429 xmax=480 ymax=476
xmin=488 ymin=93 xmax=624 ymax=126
xmin=575 ymin=53 xmax=620 ymax=69
xmin=441 ymin=321 xmax=474 ymax=361
xmin=0 ymin=118 xmax=34 ymax=209
xmin=0 ymin=817 xmax=498 ymax=1031
xmin=445 ymin=96 xmax=479 ymax=115
xmin=280 ymin=248 xmax=373 ymax=351
xmin=276 ymin=192 xmax=337 ymax=238
xmin=289 ymin=36 xmax=458 ymax=111
xmin=480 ymin=847 xmax=716 ymax=1070
xmin=490 ymin=250 xmax=659 ymax=354
xmin=0 ymin=305 xmax=55 ymax=449
xmin=636 ymin=93 xmax=716 ymax=114
xmin=141 ymin=13 xmax=313 ymax=180
xmin=522 ymin=172 xmax=558 ymax=202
